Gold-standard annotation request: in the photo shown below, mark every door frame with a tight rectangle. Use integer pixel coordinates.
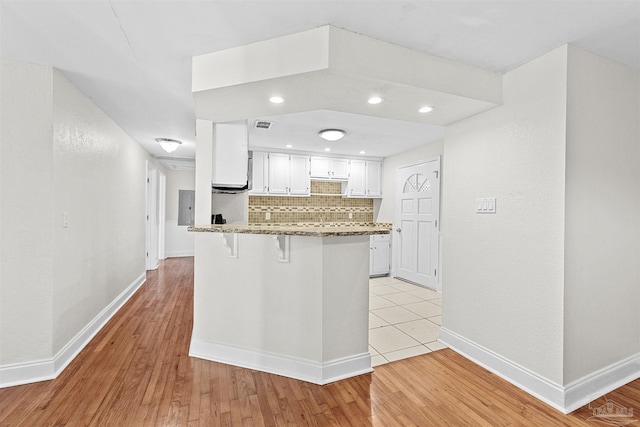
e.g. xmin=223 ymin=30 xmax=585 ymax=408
xmin=392 ymin=156 xmax=442 ymax=291
xmin=145 ymin=161 xmax=159 ymax=270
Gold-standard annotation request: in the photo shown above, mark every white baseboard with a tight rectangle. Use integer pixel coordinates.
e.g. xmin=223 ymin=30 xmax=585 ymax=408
xmin=165 ymin=251 xmax=194 ymax=258
xmin=439 ymin=328 xmax=640 ymax=414
xmin=0 ymin=272 xmax=146 ymax=389
xmin=563 ymin=352 xmax=640 ymax=413
xmin=189 ymin=339 xmax=372 ymax=385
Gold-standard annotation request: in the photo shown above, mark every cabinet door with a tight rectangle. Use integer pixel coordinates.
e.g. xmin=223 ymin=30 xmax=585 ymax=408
xmin=366 ymin=161 xmax=382 ymax=197
xmin=310 ymin=156 xmax=331 ymax=179
xmin=331 ymin=158 xmax=350 ymax=180
xmin=249 ymin=151 xmax=269 ymax=195
xmin=268 ymin=153 xmax=289 ymax=194
xmin=288 ymin=155 xmax=310 ymax=195
xmin=347 ymin=160 xmax=366 ymax=197
xmin=370 ymin=235 xmax=391 ymax=276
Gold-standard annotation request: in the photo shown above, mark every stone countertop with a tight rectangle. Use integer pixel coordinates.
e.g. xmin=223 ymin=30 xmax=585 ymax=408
xmin=187 ymin=222 xmax=392 ymax=237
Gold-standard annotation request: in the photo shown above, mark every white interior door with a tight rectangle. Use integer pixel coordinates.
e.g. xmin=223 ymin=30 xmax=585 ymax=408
xmin=394 ymin=158 xmax=440 ymax=289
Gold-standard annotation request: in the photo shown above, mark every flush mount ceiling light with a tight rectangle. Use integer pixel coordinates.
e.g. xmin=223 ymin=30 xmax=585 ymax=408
xmin=418 ymin=105 xmax=435 ymax=113
xmin=269 ymin=96 xmax=284 ymax=104
xmin=368 ymin=96 xmax=383 ymax=105
xmin=318 ymin=129 xmax=346 ymax=141
xmin=155 ymin=138 xmax=182 ymax=153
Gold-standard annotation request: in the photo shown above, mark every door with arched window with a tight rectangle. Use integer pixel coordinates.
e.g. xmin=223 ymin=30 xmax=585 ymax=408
xmin=394 ymin=158 xmax=440 ymax=289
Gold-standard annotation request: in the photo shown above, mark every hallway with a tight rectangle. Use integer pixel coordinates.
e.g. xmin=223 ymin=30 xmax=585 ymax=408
xmin=1 ymin=257 xmax=638 ymax=426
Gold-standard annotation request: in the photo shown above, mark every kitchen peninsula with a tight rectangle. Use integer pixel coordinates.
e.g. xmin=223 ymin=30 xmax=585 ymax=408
xmin=188 ymin=222 xmax=391 ymax=385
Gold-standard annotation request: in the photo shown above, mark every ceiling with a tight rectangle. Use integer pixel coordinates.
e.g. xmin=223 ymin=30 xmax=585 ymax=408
xmin=2 ymin=1 xmax=638 ymax=162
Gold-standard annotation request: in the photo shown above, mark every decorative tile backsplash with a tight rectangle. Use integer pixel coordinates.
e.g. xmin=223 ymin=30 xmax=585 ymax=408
xmin=249 ymin=181 xmax=374 ymax=224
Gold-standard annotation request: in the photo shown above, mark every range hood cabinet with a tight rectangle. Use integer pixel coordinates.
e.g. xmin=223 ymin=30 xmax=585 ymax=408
xmin=211 ymin=121 xmax=251 ymax=194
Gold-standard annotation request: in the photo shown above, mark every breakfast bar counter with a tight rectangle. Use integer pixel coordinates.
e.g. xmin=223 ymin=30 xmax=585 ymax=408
xmin=188 ymin=223 xmax=391 ymax=385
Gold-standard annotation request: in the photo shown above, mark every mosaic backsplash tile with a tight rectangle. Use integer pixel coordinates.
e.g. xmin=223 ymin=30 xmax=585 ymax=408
xmin=249 ymin=181 xmax=374 ymax=224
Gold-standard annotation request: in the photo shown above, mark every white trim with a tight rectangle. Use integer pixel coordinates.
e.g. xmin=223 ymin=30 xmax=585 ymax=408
xmin=439 ymin=328 xmax=640 ymax=414
xmin=189 ymin=339 xmax=372 ymax=385
xmin=439 ymin=328 xmax=566 ymax=412
xmin=563 ymin=352 xmax=640 ymax=413
xmin=0 ymin=272 xmax=146 ymax=389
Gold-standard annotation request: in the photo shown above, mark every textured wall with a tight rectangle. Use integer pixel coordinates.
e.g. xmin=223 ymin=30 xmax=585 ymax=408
xmin=249 ymin=181 xmax=373 ymax=224
xmin=0 ymin=60 xmax=55 ymax=364
xmin=51 ymin=69 xmax=151 ymax=354
xmin=442 ymin=46 xmax=568 ymax=385
xmin=563 ymin=47 xmax=640 ymax=383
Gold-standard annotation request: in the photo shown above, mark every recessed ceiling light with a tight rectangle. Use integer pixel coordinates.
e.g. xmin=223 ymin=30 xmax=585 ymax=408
xmin=359 ymin=150 xmax=366 ymax=155
xmin=269 ymin=96 xmax=284 ymax=104
xmin=318 ymin=129 xmax=346 ymax=141
xmin=368 ymin=96 xmax=382 ymax=105
xmin=324 ymin=148 xmax=331 ymax=152
xmin=418 ymin=105 xmax=435 ymax=113
xmin=285 ymin=144 xmax=293 ymax=148
xmin=155 ymin=137 xmax=182 ymax=153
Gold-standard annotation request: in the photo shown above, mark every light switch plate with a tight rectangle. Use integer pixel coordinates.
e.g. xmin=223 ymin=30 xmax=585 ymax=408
xmin=476 ymin=198 xmax=496 ymax=214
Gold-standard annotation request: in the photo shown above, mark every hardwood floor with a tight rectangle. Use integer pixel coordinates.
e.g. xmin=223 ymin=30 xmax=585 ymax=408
xmin=1 ymin=257 xmax=639 ymax=426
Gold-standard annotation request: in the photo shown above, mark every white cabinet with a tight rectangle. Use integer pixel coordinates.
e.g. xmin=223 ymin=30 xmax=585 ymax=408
xmin=347 ymin=160 xmax=366 ymax=196
xmin=310 ymin=157 xmax=350 ymax=180
xmin=249 ymin=151 xmax=269 ymax=195
xmin=370 ymin=234 xmax=391 ymax=276
xmin=262 ymin=153 xmax=310 ymax=196
xmin=288 ymin=154 xmax=311 ymax=195
xmin=366 ymin=161 xmax=382 ymax=197
xmin=268 ymin=153 xmax=290 ymax=195
xmin=347 ymin=160 xmax=381 ymax=198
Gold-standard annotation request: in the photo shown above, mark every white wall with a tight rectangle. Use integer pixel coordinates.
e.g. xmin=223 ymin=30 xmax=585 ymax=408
xmin=0 ymin=60 xmax=55 ymax=365
xmin=442 ymin=46 xmax=568 ymax=385
xmin=563 ymin=46 xmax=640 ymax=384
xmin=165 ymin=170 xmax=195 ymax=257
xmin=1 ymin=60 xmax=162 ymax=384
xmin=377 ymin=140 xmax=444 ymax=223
xmin=51 ymin=70 xmax=153 ymax=353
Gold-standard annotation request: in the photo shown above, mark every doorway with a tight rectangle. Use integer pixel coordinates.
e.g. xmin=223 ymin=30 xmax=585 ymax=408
xmin=394 ymin=158 xmax=441 ymax=290
xmin=146 ymin=162 xmax=159 ymax=270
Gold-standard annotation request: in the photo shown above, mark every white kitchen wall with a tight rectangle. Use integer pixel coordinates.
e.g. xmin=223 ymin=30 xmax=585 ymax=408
xmin=377 ymin=140 xmax=444 ymax=223
xmin=0 ymin=60 xmax=163 ymax=386
xmin=0 ymin=60 xmax=55 ymax=366
xmin=165 ymin=170 xmax=195 ymax=257
xmin=563 ymin=46 xmax=640 ymax=384
xmin=442 ymin=46 xmax=568 ymax=385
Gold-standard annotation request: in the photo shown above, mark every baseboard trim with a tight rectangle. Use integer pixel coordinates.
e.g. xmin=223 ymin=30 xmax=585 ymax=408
xmin=563 ymin=352 xmax=640 ymax=413
xmin=439 ymin=328 xmax=566 ymax=412
xmin=439 ymin=328 xmax=640 ymax=414
xmin=165 ymin=251 xmax=194 ymax=258
xmin=0 ymin=272 xmax=146 ymax=389
xmin=189 ymin=339 xmax=372 ymax=385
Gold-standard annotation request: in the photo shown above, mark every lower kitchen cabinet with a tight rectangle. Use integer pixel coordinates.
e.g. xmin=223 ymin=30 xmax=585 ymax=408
xmin=370 ymin=234 xmax=390 ymax=277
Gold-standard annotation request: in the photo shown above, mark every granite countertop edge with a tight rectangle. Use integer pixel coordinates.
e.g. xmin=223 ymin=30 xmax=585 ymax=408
xmin=188 ymin=223 xmax=392 ymax=237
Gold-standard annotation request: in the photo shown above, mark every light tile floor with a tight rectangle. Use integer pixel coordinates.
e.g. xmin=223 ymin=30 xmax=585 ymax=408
xmin=369 ymin=276 xmax=446 ymax=366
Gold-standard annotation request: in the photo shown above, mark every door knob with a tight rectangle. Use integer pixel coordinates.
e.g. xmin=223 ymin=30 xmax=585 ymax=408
xmin=396 ymin=228 xmax=401 ymax=233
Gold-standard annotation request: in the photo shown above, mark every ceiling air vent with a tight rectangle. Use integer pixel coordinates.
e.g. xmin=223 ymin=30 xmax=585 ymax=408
xmin=254 ymin=120 xmax=273 ymax=130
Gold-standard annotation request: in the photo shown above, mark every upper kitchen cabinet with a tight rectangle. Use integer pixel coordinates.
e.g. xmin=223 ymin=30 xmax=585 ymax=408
xmin=249 ymin=151 xmax=269 ymax=195
xmin=289 ymin=154 xmax=311 ymax=195
xmin=265 ymin=153 xmax=310 ymax=196
xmin=310 ymin=157 xmax=350 ymax=180
xmin=347 ymin=160 xmax=382 ymax=198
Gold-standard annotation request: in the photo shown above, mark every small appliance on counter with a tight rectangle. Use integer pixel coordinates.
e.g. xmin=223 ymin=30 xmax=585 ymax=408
xmin=212 ymin=214 xmax=226 ymax=224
